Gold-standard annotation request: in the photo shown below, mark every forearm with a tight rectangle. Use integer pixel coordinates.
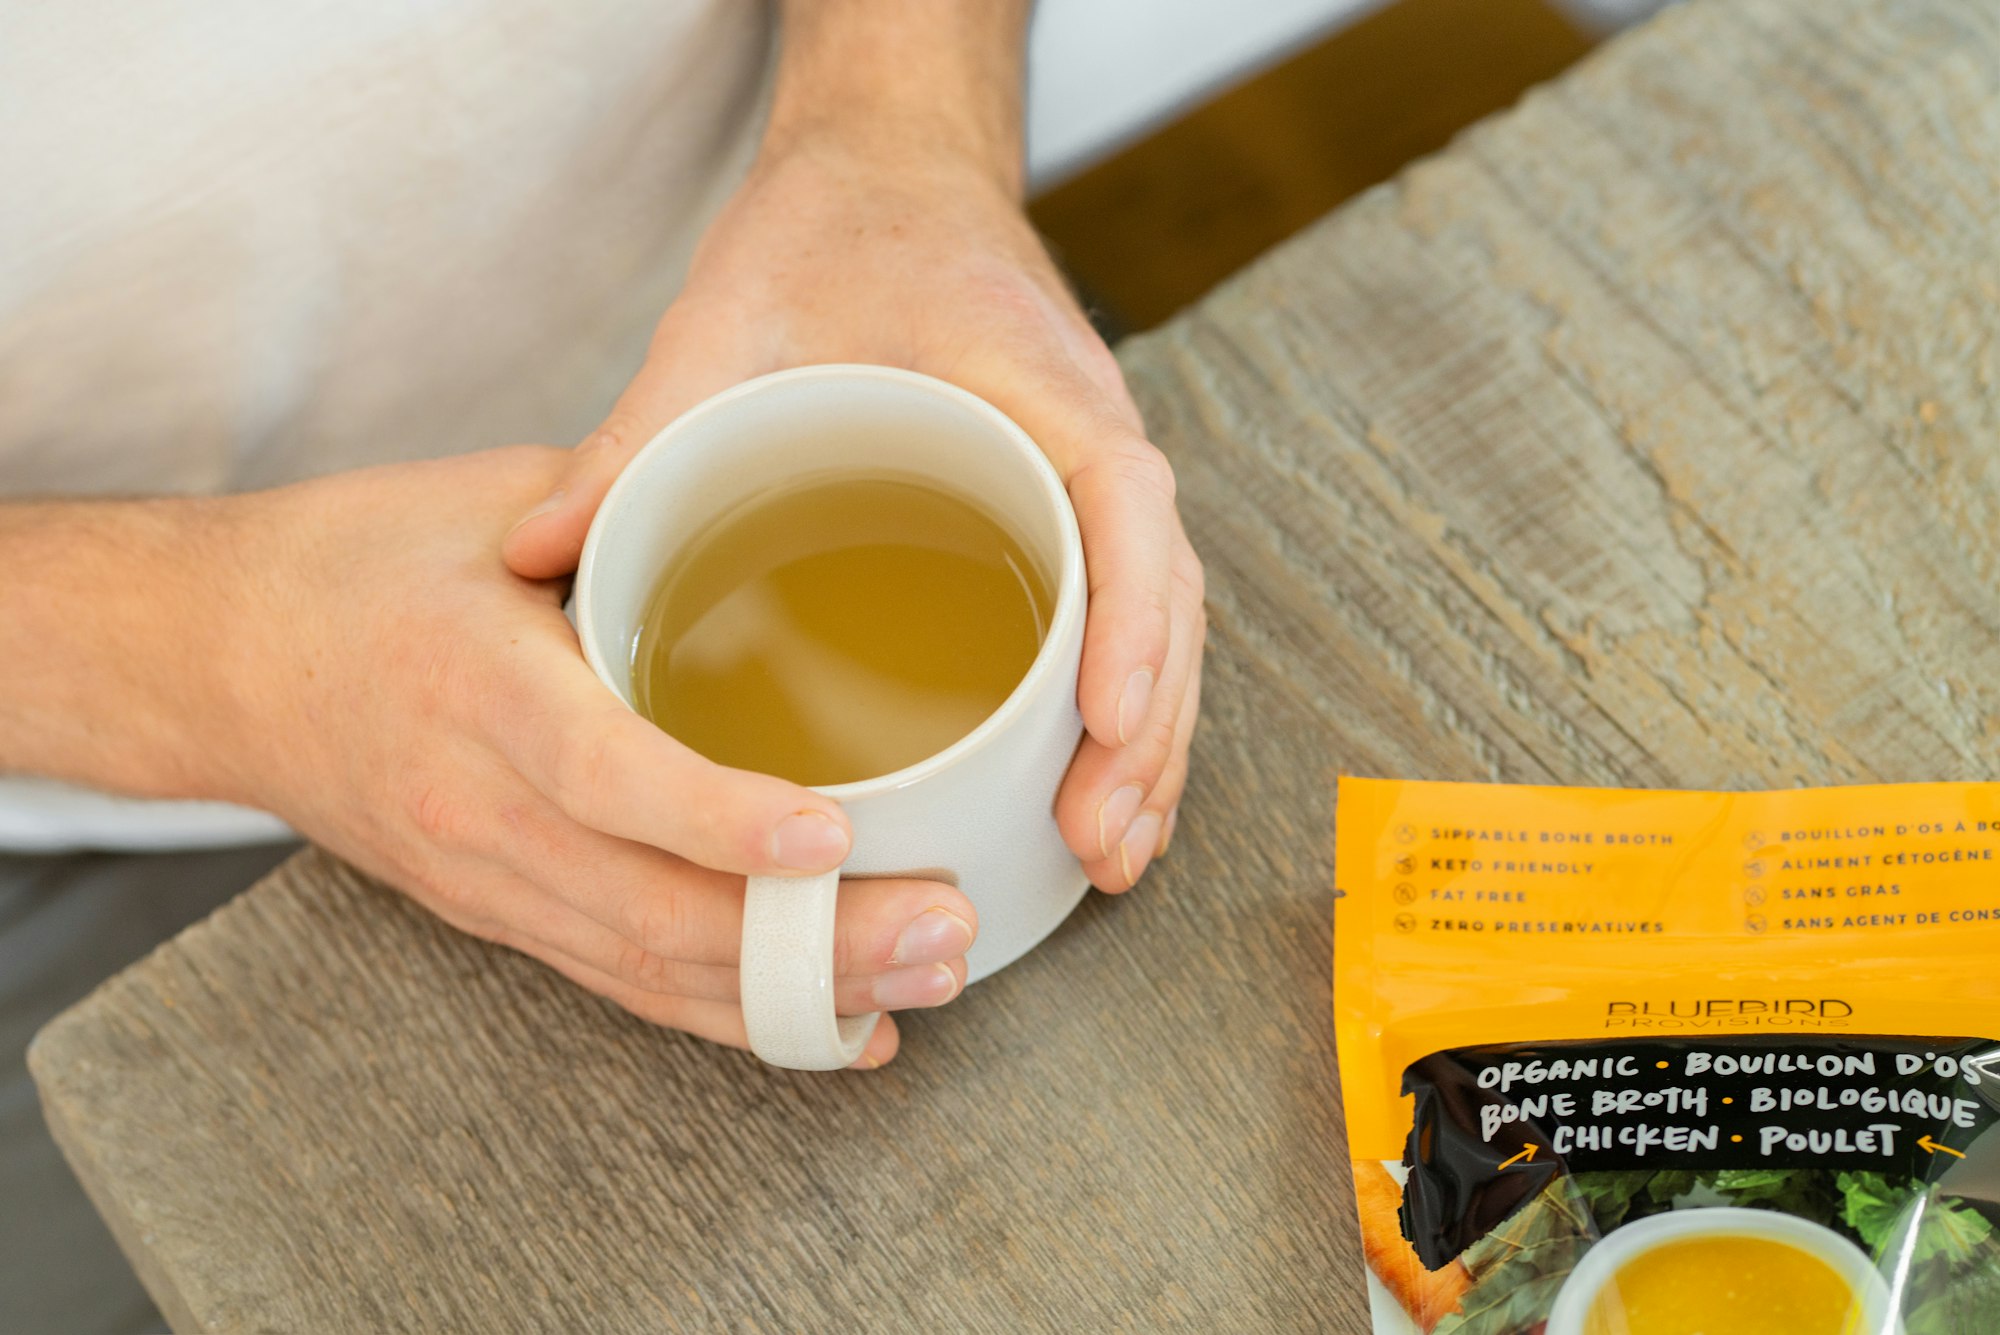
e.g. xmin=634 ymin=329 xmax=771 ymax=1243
xmin=0 ymin=496 xmax=248 ymax=800
xmin=768 ymin=0 xmax=1032 ymax=198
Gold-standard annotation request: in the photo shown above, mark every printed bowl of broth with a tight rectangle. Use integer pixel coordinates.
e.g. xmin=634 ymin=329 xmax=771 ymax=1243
xmin=1545 ymin=1206 xmax=1895 ymax=1335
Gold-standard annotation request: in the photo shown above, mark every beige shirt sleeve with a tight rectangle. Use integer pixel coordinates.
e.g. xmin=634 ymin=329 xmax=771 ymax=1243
xmin=0 ymin=0 xmax=774 ymax=498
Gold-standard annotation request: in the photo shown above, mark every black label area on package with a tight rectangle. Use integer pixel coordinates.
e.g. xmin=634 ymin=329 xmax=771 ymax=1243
xmin=1397 ymin=1034 xmax=2000 ymax=1270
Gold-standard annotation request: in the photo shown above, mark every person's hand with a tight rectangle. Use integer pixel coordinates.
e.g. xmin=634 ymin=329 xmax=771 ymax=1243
xmin=209 ymin=448 xmax=976 ymax=1067
xmin=505 ymin=131 xmax=1205 ymax=894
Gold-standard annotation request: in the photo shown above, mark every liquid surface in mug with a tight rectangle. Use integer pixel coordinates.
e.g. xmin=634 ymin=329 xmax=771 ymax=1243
xmin=1581 ymin=1235 xmax=1857 ymax=1335
xmin=632 ymin=475 xmax=1052 ymax=787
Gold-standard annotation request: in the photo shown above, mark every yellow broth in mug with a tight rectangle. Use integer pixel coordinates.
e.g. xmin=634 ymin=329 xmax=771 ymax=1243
xmin=1583 ymin=1235 xmax=1860 ymax=1335
xmin=631 ymin=475 xmax=1052 ymax=787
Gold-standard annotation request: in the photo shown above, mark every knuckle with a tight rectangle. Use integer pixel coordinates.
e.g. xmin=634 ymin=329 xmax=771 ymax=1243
xmin=409 ymin=782 xmax=469 ymax=846
xmin=1108 ymin=438 xmax=1177 ymax=504
xmin=831 ymin=931 xmax=857 ymax=978
xmin=614 ymin=938 xmax=682 ymax=994
xmin=618 ymin=889 xmax=697 ymax=964
xmin=1106 ymin=580 xmax=1172 ymax=634
xmin=1071 ymin=437 xmax=1177 ymax=510
xmin=492 ymin=797 xmax=536 ymax=837
xmin=830 ymin=905 xmax=870 ymax=976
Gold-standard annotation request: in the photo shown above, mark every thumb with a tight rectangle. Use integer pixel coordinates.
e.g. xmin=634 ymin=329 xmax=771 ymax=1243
xmin=502 ymin=359 xmax=721 ymax=581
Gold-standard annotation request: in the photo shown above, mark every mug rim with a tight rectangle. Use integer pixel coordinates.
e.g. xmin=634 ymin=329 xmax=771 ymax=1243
xmin=574 ymin=362 xmax=1086 ymax=801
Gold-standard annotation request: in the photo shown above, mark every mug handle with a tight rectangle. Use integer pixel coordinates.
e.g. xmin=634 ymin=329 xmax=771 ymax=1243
xmin=741 ymin=871 xmax=882 ymax=1069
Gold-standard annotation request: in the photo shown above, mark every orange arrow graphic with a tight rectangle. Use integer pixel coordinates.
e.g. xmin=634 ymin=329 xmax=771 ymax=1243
xmin=1498 ymin=1145 xmax=1540 ymax=1169
xmin=1918 ymin=1136 xmax=1966 ymax=1159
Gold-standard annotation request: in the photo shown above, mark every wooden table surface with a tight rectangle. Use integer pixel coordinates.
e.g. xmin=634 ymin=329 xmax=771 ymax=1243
xmin=31 ymin=1 xmax=2000 ymax=1330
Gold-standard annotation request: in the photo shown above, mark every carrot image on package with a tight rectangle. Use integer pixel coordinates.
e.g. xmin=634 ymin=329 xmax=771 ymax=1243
xmin=1333 ymin=778 xmax=2000 ymax=1335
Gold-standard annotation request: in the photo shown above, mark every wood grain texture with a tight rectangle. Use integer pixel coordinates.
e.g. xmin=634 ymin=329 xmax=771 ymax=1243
xmin=30 ymin=1 xmax=2000 ymax=1329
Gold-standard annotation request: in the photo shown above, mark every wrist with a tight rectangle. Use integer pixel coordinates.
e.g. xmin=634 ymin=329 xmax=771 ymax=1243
xmin=767 ymin=0 xmax=1029 ymax=202
xmin=751 ymin=114 xmax=1026 ymax=219
xmin=177 ymin=492 xmax=285 ymax=808
xmin=0 ymin=495 xmax=260 ymax=802
xmin=760 ymin=112 xmax=1023 ymax=205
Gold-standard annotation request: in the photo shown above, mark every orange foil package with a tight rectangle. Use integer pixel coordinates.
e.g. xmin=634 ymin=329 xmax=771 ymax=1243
xmin=1333 ymin=778 xmax=2000 ymax=1335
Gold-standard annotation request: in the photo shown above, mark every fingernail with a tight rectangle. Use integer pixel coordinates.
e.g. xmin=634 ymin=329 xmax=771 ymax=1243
xmin=891 ymin=906 xmax=975 ymax=966
xmin=1096 ymin=783 xmax=1145 ymax=859
xmin=1158 ymin=804 xmax=1179 ymax=857
xmin=1119 ymin=810 xmax=1164 ymax=888
xmin=1116 ymin=667 xmax=1155 ymax=745
xmin=872 ymin=963 xmax=961 ymax=1010
xmin=772 ymin=810 xmax=849 ymax=871
xmin=508 ymin=487 xmax=567 ymax=534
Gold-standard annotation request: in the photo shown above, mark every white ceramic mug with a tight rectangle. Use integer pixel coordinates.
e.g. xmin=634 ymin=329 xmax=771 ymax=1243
xmin=573 ymin=365 xmax=1091 ymax=1070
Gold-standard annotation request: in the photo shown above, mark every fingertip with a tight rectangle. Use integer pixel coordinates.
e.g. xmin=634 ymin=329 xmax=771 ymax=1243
xmin=503 ymin=420 xmax=646 ymax=579
xmin=508 ymin=486 xmax=569 ymax=534
xmin=861 ymin=960 xmax=965 ymax=1012
xmin=502 ymin=500 xmax=588 ymax=581
xmin=848 ymin=1015 xmax=901 ymax=1070
xmin=831 ymin=877 xmax=974 ymax=977
xmin=770 ymin=807 xmax=852 ymax=873
xmin=1052 ymin=737 xmax=1122 ymax=860
xmin=1086 ymin=860 xmax=1132 ymax=895
xmin=1118 ymin=809 xmax=1163 ymax=887
xmin=1081 ymin=638 xmax=1171 ymax=752
xmin=1114 ymin=666 xmax=1156 ymax=746
xmin=1077 ymin=806 xmax=1164 ymax=894
xmin=1093 ymin=782 xmax=1146 ymax=861
xmin=887 ymin=901 xmax=977 ymax=968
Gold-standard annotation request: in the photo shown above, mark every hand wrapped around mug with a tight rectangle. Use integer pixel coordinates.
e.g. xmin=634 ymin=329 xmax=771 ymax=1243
xmin=184 ymin=448 xmax=980 ymax=1071
xmin=499 ymin=101 xmax=1206 ymax=1064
